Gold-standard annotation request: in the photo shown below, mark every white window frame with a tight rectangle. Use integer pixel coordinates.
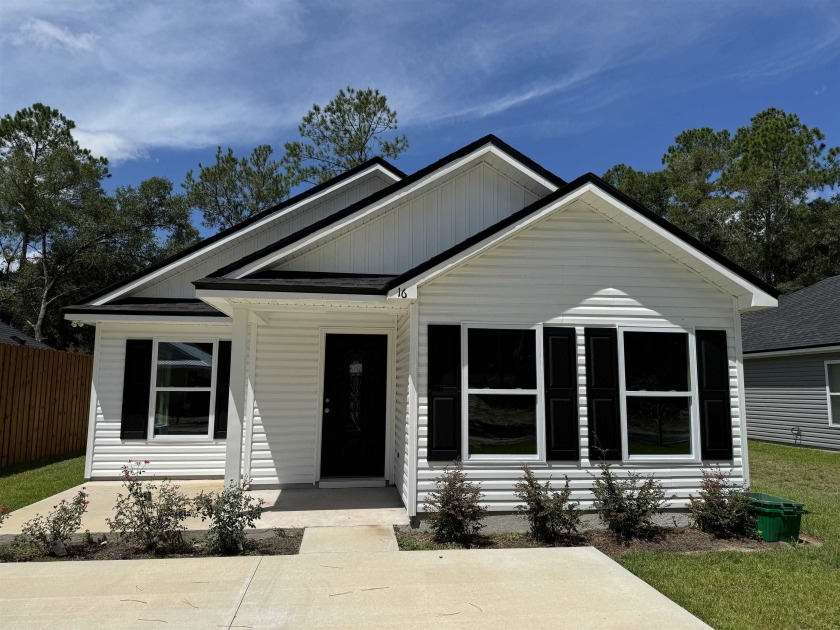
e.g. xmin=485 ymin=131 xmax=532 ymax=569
xmin=461 ymin=323 xmax=544 ymax=462
xmin=147 ymin=338 xmax=219 ymax=441
xmin=826 ymin=360 xmax=840 ymax=427
xmin=617 ymin=326 xmax=701 ymax=463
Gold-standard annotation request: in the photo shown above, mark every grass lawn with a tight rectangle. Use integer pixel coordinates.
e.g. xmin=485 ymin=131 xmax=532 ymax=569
xmin=0 ymin=452 xmax=85 ymax=512
xmin=620 ymin=441 xmax=840 ymax=630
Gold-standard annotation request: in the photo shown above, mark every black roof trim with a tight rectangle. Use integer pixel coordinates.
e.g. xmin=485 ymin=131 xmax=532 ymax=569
xmin=194 ymin=271 xmax=396 ymax=295
xmin=77 ymin=157 xmax=406 ymax=305
xmin=744 ymin=342 xmax=840 ymax=355
xmin=383 ymin=173 xmax=779 ymax=298
xmin=64 ymin=297 xmax=227 ymax=317
xmin=208 ymin=135 xmax=566 ymax=279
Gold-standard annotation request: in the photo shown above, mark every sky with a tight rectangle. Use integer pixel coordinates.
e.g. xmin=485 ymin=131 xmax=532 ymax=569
xmin=2 ymin=0 xmax=839 ymax=232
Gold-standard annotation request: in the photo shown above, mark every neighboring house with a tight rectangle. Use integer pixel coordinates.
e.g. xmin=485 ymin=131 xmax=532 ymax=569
xmin=0 ymin=322 xmax=52 ymax=350
xmin=64 ymin=135 xmax=778 ymax=519
xmin=742 ymin=275 xmax=840 ymax=450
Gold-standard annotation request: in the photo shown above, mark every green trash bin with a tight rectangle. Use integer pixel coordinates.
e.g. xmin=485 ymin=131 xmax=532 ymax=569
xmin=750 ymin=492 xmax=804 ymax=542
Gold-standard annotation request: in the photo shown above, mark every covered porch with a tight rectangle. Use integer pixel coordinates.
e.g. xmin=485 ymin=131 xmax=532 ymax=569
xmin=195 ymin=276 xmax=416 ymax=515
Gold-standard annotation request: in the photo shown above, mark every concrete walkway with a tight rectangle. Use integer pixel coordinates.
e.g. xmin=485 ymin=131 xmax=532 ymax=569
xmin=1 ymin=482 xmax=409 ymax=534
xmin=0 ymin=546 xmax=711 ymax=629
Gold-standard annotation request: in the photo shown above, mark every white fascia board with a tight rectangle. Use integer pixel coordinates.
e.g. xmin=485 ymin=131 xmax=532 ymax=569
xmin=63 ymin=313 xmax=231 ymax=325
xmin=585 ymin=186 xmax=778 ymax=309
xmin=486 ymin=145 xmax=559 ymax=192
xmin=229 ymin=146 xmax=497 ymax=278
xmin=743 ymin=345 xmax=840 ymax=359
xmin=89 ymin=165 xmax=398 ymax=306
xmin=387 ymin=185 xmax=593 ymax=296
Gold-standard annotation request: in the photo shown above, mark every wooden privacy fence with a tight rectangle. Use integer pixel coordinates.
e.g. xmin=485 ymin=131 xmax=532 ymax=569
xmin=0 ymin=344 xmax=92 ymax=469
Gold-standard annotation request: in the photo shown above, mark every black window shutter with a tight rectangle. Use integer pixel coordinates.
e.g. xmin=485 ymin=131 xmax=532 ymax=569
xmin=120 ymin=339 xmax=153 ymax=440
xmin=427 ymin=325 xmax=461 ymax=461
xmin=585 ymin=328 xmax=622 ymax=460
xmin=696 ymin=330 xmax=733 ymax=460
xmin=214 ymin=340 xmax=232 ymax=439
xmin=544 ymin=328 xmax=579 ymax=460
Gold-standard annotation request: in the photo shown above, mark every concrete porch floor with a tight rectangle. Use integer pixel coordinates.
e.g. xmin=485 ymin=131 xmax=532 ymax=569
xmin=1 ymin=481 xmax=409 ymax=535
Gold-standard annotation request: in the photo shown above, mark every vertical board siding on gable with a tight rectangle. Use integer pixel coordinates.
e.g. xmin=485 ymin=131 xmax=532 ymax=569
xmin=247 ymin=308 xmax=400 ymax=486
xmin=135 ymin=174 xmax=393 ymax=299
xmin=278 ymin=163 xmax=539 ymax=274
xmin=394 ymin=311 xmax=411 ymax=506
xmin=415 ymin=203 xmax=743 ymax=512
xmin=745 ymin=352 xmax=840 ymax=451
xmin=88 ymin=322 xmax=233 ymax=478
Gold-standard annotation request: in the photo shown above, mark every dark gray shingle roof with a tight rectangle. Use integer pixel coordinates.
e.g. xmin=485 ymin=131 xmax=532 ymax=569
xmin=0 ymin=322 xmax=52 ymax=349
xmin=193 ymin=271 xmax=397 ymax=295
xmin=64 ymin=298 xmax=226 ymax=317
xmin=741 ymin=275 xmax=840 ymax=353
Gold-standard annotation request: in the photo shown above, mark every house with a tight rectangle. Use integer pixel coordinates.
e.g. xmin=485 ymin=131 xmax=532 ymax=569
xmin=0 ymin=321 xmax=52 ymax=350
xmin=64 ymin=135 xmax=778 ymax=520
xmin=742 ymin=275 xmax=840 ymax=450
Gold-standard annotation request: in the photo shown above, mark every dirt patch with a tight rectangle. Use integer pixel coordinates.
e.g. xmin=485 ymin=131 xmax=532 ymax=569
xmin=0 ymin=528 xmax=303 ymax=562
xmin=396 ymin=527 xmax=806 ymax=558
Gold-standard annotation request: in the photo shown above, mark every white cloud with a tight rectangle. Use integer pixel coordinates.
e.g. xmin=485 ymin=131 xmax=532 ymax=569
xmin=13 ymin=18 xmax=97 ymax=53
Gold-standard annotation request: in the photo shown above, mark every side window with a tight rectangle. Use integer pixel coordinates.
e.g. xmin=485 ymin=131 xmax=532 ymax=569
xmin=828 ymin=363 xmax=840 ymax=426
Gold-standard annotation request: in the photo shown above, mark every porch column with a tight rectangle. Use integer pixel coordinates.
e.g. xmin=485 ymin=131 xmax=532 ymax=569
xmin=224 ymin=307 xmax=248 ymax=487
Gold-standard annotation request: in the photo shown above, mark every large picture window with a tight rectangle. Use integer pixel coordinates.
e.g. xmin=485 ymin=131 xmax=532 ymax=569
xmin=464 ymin=327 xmax=540 ymax=459
xmin=149 ymin=340 xmax=217 ymax=439
xmin=827 ymin=362 xmax=840 ymax=426
xmin=619 ymin=329 xmax=698 ymax=460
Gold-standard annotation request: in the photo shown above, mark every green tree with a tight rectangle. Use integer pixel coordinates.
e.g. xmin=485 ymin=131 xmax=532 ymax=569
xmin=183 ymin=144 xmax=289 ymax=230
xmin=282 ymin=86 xmax=408 ymax=186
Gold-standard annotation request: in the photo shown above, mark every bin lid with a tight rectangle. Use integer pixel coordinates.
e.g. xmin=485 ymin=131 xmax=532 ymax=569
xmin=749 ymin=492 xmax=804 ymax=510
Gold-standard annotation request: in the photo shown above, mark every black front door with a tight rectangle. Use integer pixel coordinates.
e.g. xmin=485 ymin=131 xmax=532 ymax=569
xmin=320 ymin=334 xmax=388 ymax=478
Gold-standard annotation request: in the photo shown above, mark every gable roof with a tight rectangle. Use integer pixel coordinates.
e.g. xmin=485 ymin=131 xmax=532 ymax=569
xmin=208 ymin=135 xmax=565 ymax=279
xmin=0 ymin=322 xmax=52 ymax=349
xmin=382 ymin=173 xmax=779 ymax=300
xmin=81 ymin=157 xmax=405 ymax=305
xmin=741 ymin=275 xmax=840 ymax=353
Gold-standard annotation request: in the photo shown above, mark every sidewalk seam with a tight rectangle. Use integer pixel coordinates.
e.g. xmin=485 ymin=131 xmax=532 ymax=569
xmin=227 ymin=555 xmax=263 ymax=629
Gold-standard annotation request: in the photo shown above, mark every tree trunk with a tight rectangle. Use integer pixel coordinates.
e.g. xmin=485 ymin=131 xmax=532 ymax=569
xmin=19 ymin=232 xmax=30 ymax=267
xmin=33 ymin=235 xmax=52 ymax=342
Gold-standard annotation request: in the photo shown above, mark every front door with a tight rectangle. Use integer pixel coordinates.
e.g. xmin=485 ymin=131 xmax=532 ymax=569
xmin=320 ymin=333 xmax=388 ymax=478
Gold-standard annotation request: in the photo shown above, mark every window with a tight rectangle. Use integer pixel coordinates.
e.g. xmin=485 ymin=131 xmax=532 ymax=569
xmin=619 ymin=329 xmax=698 ymax=460
xmin=464 ymin=327 xmax=541 ymax=459
xmin=827 ymin=362 xmax=840 ymax=426
xmin=149 ymin=340 xmax=217 ymax=439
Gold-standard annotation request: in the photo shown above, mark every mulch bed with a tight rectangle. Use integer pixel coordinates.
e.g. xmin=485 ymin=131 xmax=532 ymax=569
xmin=395 ymin=527 xmax=801 ymax=559
xmin=0 ymin=528 xmax=303 ymax=562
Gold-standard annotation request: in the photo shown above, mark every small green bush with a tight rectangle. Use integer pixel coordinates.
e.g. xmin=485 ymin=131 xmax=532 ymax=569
xmin=514 ymin=465 xmax=581 ymax=542
xmin=194 ymin=481 xmax=265 ymax=554
xmin=107 ymin=461 xmax=192 ymax=552
xmin=592 ymin=462 xmax=671 ymax=541
xmin=18 ymin=489 xmax=89 ymax=555
xmin=424 ymin=460 xmax=487 ymax=544
xmin=0 ymin=505 xmax=9 ymax=529
xmin=689 ymin=467 xmax=757 ymax=539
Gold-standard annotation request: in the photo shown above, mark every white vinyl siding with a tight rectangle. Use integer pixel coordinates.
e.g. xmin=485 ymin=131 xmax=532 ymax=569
xmin=87 ymin=322 xmax=233 ymax=479
xmin=744 ymin=352 xmax=840 ymax=450
xmin=247 ymin=307 xmax=401 ymax=486
xmin=277 ymin=162 xmax=541 ymax=275
xmin=415 ymin=201 xmax=744 ymax=512
xmin=135 ymin=173 xmax=393 ymax=299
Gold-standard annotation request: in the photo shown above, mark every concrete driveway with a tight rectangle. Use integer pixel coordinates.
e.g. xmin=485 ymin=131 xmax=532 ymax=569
xmin=0 ymin=545 xmax=710 ymax=629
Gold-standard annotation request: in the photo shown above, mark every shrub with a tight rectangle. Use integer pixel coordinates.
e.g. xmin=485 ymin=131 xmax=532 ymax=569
xmin=514 ymin=466 xmax=581 ymax=542
xmin=107 ymin=461 xmax=192 ymax=552
xmin=689 ymin=467 xmax=757 ymax=539
xmin=424 ymin=460 xmax=487 ymax=544
xmin=0 ymin=506 xmax=9 ymax=529
xmin=194 ymin=481 xmax=265 ymax=554
xmin=591 ymin=462 xmax=671 ymax=541
xmin=19 ymin=489 xmax=89 ymax=555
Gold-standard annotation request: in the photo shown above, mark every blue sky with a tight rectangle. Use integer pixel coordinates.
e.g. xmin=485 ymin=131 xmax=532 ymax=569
xmin=3 ymin=0 xmax=839 ymax=228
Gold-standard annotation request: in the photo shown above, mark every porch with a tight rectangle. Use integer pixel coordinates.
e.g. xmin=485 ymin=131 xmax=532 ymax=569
xmin=0 ymin=482 xmax=409 ymax=535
